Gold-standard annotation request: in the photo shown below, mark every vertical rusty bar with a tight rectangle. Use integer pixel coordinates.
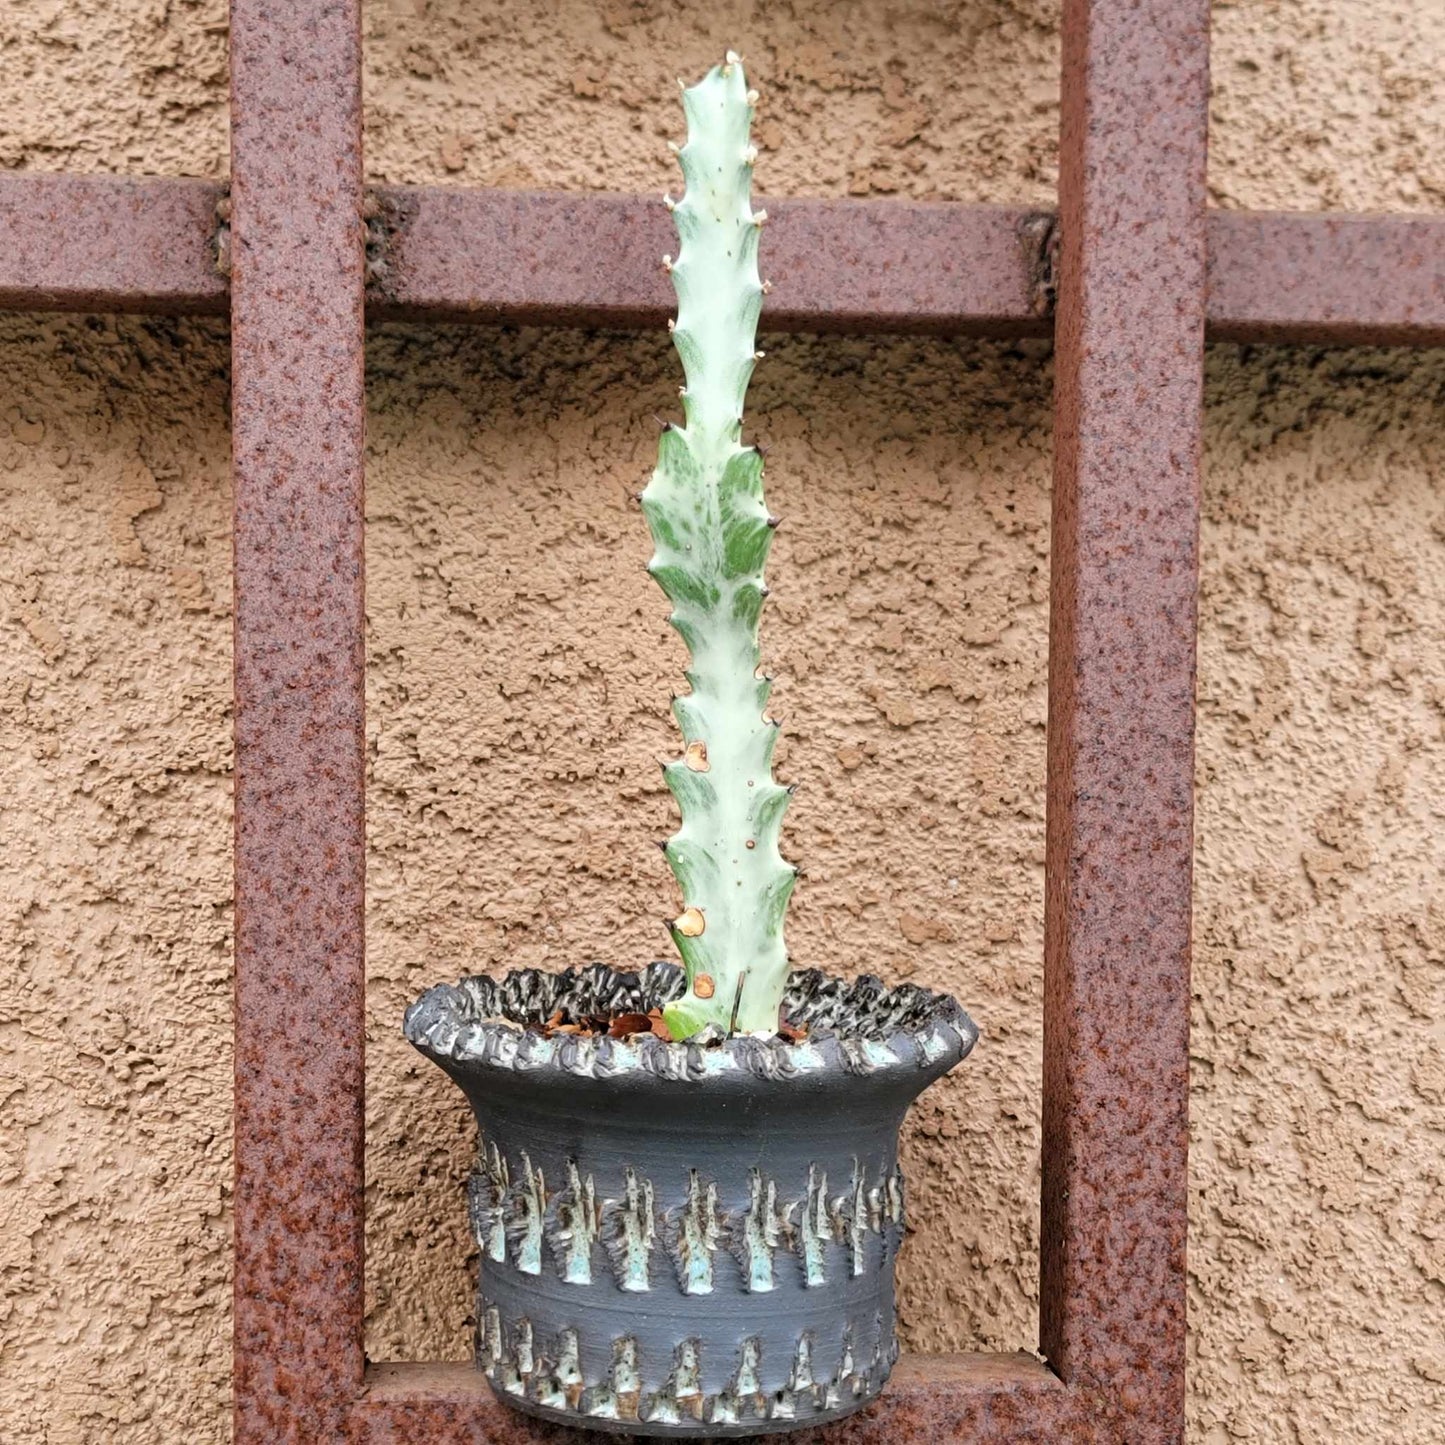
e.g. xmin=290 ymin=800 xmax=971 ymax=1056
xmin=230 ymin=2 xmax=366 ymax=1441
xmin=1042 ymin=0 xmax=1209 ymax=1440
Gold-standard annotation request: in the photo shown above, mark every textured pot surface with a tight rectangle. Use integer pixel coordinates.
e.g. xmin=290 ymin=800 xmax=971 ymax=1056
xmin=404 ymin=963 xmax=978 ymax=1436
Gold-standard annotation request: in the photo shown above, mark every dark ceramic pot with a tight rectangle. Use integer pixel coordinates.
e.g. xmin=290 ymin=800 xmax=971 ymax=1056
xmin=404 ymin=963 xmax=977 ymax=1437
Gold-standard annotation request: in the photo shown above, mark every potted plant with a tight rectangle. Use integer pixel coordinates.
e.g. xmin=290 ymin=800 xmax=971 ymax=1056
xmin=404 ymin=53 xmax=978 ymax=1437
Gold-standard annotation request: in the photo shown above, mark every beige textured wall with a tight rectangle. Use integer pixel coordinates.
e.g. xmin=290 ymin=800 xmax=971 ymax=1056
xmin=1 ymin=3 xmax=1443 ymax=1443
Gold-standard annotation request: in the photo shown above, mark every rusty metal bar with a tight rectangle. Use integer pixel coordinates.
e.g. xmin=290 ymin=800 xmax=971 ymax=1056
xmin=372 ymin=191 xmax=1444 ymax=345
xmin=229 ymin=1 xmax=367 ymax=1442
xmin=0 ymin=173 xmax=228 ymax=316
xmin=1206 ymin=209 xmax=1445 ymax=347
xmin=3 ymin=171 xmax=1444 ymax=345
xmin=350 ymin=1355 xmax=1089 ymax=1442
xmin=368 ymin=187 xmax=1046 ymax=335
xmin=1041 ymin=0 xmax=1209 ymax=1439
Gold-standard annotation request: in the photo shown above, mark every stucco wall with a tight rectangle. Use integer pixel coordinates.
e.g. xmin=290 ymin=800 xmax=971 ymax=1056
xmin=1 ymin=3 xmax=1443 ymax=1443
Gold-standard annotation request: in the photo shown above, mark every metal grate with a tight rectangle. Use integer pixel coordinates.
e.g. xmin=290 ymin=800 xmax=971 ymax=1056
xmin=4 ymin=173 xmax=1445 ymax=344
xmin=0 ymin=1 xmax=1440 ymax=1441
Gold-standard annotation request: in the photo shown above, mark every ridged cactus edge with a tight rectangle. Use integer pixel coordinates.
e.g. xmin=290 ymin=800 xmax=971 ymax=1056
xmin=644 ymin=53 xmax=794 ymax=1041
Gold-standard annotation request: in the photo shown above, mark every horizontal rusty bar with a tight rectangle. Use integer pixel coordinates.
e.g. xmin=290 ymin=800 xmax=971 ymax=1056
xmin=379 ymin=196 xmax=1445 ymax=344
xmin=368 ymin=186 xmax=1047 ymax=335
xmin=0 ymin=172 xmax=228 ymax=316
xmin=0 ymin=172 xmax=1442 ymax=344
xmin=1206 ymin=208 xmax=1445 ymax=347
xmin=351 ymin=1354 xmax=1103 ymax=1443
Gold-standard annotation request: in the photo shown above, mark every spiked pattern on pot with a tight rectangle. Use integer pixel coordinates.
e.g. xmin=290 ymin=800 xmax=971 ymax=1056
xmin=643 ymin=53 xmax=794 ymax=1041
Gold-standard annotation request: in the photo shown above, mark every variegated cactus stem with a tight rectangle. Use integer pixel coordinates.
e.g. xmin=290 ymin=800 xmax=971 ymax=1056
xmin=643 ymin=52 xmax=796 ymax=1042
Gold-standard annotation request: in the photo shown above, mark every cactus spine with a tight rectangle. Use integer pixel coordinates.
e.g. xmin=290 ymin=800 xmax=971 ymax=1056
xmin=644 ymin=54 xmax=795 ymax=1041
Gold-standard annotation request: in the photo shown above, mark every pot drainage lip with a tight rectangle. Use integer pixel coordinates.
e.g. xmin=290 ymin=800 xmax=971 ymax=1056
xmin=404 ymin=962 xmax=978 ymax=1083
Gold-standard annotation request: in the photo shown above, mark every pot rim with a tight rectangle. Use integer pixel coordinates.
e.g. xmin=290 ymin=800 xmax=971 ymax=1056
xmin=404 ymin=961 xmax=979 ymax=1086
